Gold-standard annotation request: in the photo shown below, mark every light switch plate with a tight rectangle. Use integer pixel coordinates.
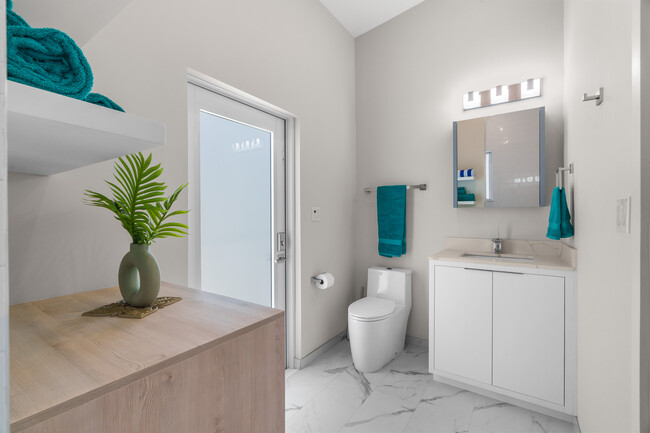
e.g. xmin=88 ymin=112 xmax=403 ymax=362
xmin=311 ymin=207 xmax=321 ymax=222
xmin=616 ymin=197 xmax=631 ymax=233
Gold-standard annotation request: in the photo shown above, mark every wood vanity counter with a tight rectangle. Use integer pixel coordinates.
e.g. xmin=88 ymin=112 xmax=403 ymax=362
xmin=10 ymin=282 xmax=285 ymax=433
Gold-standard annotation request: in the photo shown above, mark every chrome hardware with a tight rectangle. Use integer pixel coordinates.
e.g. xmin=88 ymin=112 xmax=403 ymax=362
xmin=364 ymin=184 xmax=427 ymax=194
xmin=275 ymin=255 xmax=286 ymax=264
xmin=277 ymin=232 xmax=286 ymax=252
xmin=492 ymin=238 xmax=502 ymax=254
xmin=582 ymin=87 xmax=603 ymax=106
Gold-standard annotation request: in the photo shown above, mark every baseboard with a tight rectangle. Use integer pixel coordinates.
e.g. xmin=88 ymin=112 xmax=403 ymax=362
xmin=433 ymin=375 xmax=576 ymax=424
xmin=406 ymin=335 xmax=429 ymax=349
xmin=294 ymin=330 xmax=347 ymax=370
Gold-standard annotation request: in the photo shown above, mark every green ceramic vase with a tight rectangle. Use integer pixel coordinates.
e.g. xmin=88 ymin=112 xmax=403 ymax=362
xmin=118 ymin=243 xmax=161 ymax=307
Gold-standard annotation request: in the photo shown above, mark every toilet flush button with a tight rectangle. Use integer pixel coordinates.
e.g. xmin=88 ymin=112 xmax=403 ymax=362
xmin=311 ymin=207 xmax=321 ymax=222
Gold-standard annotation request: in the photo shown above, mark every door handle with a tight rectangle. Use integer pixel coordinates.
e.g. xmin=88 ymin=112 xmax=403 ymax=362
xmin=275 ymin=255 xmax=286 ymax=263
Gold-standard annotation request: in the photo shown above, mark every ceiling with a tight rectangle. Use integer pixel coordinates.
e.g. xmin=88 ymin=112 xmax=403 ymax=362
xmin=12 ymin=0 xmax=133 ymax=47
xmin=12 ymin=0 xmax=423 ymax=46
xmin=318 ymin=0 xmax=425 ymax=38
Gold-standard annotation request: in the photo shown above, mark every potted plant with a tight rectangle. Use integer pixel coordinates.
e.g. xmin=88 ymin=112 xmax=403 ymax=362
xmin=84 ymin=152 xmax=188 ymax=307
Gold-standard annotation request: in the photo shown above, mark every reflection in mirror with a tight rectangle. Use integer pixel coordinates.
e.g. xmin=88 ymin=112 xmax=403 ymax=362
xmin=453 ymin=107 xmax=545 ymax=208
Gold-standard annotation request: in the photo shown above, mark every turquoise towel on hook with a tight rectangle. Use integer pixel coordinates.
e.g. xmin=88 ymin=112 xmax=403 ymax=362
xmin=377 ymin=185 xmax=407 ymax=258
xmin=546 ymin=187 xmax=574 ymax=240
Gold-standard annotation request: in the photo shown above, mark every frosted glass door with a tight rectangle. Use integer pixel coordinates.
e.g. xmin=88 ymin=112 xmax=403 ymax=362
xmin=189 ymin=84 xmax=285 ymax=309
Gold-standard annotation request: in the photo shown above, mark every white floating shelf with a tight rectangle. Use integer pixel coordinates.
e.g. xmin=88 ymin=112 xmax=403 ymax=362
xmin=8 ymin=82 xmax=166 ymax=175
xmin=457 ymin=176 xmax=475 ymax=181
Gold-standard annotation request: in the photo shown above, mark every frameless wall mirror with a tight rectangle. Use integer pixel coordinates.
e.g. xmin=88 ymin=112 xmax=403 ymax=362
xmin=453 ymin=107 xmax=545 ymax=208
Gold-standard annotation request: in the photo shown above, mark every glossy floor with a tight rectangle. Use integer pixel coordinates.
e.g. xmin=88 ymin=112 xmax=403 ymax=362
xmin=285 ymin=339 xmax=581 ymax=433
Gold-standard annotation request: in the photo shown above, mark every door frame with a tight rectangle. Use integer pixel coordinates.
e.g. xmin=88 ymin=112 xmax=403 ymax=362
xmin=187 ymin=69 xmax=298 ymax=368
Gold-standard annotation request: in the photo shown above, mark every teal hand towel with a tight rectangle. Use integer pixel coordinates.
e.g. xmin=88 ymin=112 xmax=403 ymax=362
xmin=547 ymin=187 xmax=574 ymax=240
xmin=457 ymin=187 xmax=467 ymax=194
xmin=84 ymin=93 xmax=125 ymax=112
xmin=377 ymin=185 xmax=406 ymax=258
xmin=7 ymin=26 xmax=93 ymax=99
xmin=458 ymin=193 xmax=475 ymax=201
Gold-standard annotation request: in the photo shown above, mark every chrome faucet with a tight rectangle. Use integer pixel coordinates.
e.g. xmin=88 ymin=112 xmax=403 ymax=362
xmin=492 ymin=237 xmax=502 ymax=254
xmin=492 ymin=226 xmax=502 ymax=254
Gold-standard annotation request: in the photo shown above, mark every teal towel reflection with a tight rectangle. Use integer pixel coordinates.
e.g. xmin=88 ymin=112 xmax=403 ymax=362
xmin=377 ymin=185 xmax=406 ymax=257
xmin=546 ymin=187 xmax=574 ymax=240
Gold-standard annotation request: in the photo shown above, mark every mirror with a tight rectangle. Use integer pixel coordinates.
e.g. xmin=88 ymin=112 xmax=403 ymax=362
xmin=453 ymin=107 xmax=545 ymax=208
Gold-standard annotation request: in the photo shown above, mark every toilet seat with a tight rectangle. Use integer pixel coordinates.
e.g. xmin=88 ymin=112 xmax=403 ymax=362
xmin=349 ymin=297 xmax=396 ymax=321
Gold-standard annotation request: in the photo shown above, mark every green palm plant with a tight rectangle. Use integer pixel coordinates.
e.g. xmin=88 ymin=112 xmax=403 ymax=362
xmin=84 ymin=152 xmax=189 ymax=244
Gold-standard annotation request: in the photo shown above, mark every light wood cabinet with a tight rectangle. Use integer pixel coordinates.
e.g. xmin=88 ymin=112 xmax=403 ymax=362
xmin=10 ymin=283 xmax=285 ymax=433
xmin=429 ymin=261 xmax=576 ymax=421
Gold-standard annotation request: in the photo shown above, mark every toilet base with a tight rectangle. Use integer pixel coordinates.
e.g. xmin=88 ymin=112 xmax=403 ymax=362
xmin=348 ymin=308 xmax=408 ymax=373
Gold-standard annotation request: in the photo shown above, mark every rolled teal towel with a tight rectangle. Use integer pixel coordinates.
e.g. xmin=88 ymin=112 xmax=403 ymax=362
xmin=7 ymin=4 xmax=30 ymax=28
xmin=7 ymin=26 xmax=93 ymax=99
xmin=7 ymin=11 xmax=29 ymax=27
xmin=377 ymin=185 xmax=406 ymax=258
xmin=84 ymin=93 xmax=125 ymax=112
xmin=547 ymin=187 xmax=574 ymax=239
xmin=458 ymin=193 xmax=475 ymax=201
xmin=457 ymin=187 xmax=467 ymax=194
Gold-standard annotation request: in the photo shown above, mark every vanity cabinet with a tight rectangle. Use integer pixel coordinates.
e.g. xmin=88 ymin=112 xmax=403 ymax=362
xmin=492 ymin=272 xmax=565 ymax=405
xmin=434 ymin=266 xmax=492 ymax=384
xmin=429 ymin=260 xmax=576 ymax=420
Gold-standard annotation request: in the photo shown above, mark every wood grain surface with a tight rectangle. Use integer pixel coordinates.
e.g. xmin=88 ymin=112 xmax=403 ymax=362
xmin=10 ymin=282 xmax=285 ymax=432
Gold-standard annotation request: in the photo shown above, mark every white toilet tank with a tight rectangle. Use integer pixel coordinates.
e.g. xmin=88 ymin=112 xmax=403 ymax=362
xmin=367 ymin=266 xmax=412 ymax=306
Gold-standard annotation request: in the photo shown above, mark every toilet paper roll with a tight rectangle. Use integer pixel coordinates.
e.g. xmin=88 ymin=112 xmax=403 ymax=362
xmin=314 ymin=272 xmax=335 ymax=290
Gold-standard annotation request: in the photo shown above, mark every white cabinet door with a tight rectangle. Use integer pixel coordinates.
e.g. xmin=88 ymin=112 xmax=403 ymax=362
xmin=434 ymin=266 xmax=492 ymax=384
xmin=492 ymin=272 xmax=565 ymax=405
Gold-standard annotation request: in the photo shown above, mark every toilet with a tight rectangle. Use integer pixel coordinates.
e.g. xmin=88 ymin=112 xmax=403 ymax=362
xmin=348 ymin=266 xmax=412 ymax=372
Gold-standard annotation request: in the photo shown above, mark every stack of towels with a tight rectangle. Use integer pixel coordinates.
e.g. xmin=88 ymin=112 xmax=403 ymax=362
xmin=457 ymin=186 xmax=475 ymax=202
xmin=6 ymin=0 xmax=124 ymax=111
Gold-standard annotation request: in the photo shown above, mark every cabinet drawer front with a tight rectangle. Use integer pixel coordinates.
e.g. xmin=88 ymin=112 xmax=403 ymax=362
xmin=492 ymin=272 xmax=565 ymax=405
xmin=434 ymin=266 xmax=492 ymax=384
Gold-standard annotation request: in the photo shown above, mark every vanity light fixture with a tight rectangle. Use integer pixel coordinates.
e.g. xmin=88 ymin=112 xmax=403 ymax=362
xmin=490 ymin=85 xmax=509 ymax=104
xmin=462 ymin=78 xmax=542 ymax=110
xmin=520 ymin=78 xmax=541 ymax=99
xmin=462 ymin=91 xmax=481 ymax=110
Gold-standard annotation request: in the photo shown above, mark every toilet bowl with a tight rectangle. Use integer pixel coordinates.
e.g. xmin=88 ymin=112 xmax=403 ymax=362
xmin=348 ymin=266 xmax=412 ymax=372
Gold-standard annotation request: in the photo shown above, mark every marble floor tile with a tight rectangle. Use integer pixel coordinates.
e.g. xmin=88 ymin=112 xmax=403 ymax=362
xmin=467 ymin=395 xmax=579 ymax=433
xmin=340 ymin=374 xmax=427 ymax=432
xmin=286 ymin=365 xmax=373 ymax=433
xmin=285 ymin=339 xmax=581 ymax=433
xmin=404 ymin=380 xmax=478 ymax=433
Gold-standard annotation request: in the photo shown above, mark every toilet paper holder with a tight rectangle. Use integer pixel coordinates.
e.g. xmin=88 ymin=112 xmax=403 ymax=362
xmin=311 ymin=276 xmax=324 ymax=285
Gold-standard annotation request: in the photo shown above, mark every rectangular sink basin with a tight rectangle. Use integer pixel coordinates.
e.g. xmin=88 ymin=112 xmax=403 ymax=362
xmin=460 ymin=253 xmax=534 ymax=262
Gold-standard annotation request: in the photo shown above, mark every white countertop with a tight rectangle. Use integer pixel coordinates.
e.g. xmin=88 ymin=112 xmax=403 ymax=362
xmin=429 ymin=237 xmax=577 ymax=271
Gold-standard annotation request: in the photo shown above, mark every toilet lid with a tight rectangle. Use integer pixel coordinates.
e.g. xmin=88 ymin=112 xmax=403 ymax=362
xmin=349 ymin=297 xmax=395 ymax=320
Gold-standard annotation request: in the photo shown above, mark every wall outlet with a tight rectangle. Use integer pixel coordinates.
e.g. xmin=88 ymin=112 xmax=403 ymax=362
xmin=616 ymin=197 xmax=631 ymax=233
xmin=311 ymin=207 xmax=321 ymax=222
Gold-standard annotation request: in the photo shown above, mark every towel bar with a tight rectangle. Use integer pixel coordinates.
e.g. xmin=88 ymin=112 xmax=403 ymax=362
xmin=364 ymin=184 xmax=427 ymax=194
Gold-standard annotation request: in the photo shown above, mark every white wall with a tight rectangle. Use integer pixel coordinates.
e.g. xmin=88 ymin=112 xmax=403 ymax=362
xmin=565 ymin=0 xmax=642 ymax=430
xmin=0 ymin=1 xmax=8 ymax=429
xmin=354 ymin=0 xmax=564 ymax=339
xmin=9 ymin=0 xmax=356 ymax=360
xmin=641 ymin=0 xmax=650 ymax=429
